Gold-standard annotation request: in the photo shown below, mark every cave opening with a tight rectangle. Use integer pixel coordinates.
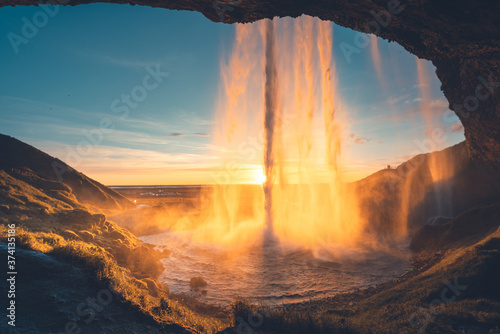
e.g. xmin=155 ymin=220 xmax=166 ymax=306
xmin=0 ymin=3 xmax=470 ymax=306
xmin=1 ymin=3 xmax=499 ymax=333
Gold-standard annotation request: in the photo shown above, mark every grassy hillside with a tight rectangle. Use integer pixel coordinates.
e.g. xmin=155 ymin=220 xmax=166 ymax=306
xmin=0 ymin=133 xmax=132 ymax=211
xmin=353 ymin=142 xmax=500 ymax=237
xmin=0 ymin=134 xmax=229 ymax=333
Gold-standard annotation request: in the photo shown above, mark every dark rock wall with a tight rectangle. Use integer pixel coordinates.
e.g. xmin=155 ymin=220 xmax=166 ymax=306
xmin=434 ymin=58 xmax=500 ymax=162
xmin=1 ymin=0 xmax=499 ymax=162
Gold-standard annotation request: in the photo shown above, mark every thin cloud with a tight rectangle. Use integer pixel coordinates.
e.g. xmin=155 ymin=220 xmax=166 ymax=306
xmin=387 ymin=93 xmax=411 ymax=105
xmin=429 ymin=99 xmax=448 ymax=109
xmin=167 ymin=133 xmax=185 ymax=138
xmin=349 ymin=134 xmax=372 ymax=145
xmin=162 ymin=132 xmax=210 ymax=138
xmin=449 ymin=122 xmax=464 ymax=133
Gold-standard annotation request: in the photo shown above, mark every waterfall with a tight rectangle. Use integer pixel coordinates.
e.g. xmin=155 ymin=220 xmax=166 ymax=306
xmin=263 ymin=19 xmax=278 ymax=237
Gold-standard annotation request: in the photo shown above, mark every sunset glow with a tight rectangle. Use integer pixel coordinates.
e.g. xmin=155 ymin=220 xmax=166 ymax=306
xmin=254 ymin=167 xmax=267 ymax=184
xmin=0 ymin=7 xmax=464 ymax=186
xmin=0 ymin=2 xmax=496 ymax=333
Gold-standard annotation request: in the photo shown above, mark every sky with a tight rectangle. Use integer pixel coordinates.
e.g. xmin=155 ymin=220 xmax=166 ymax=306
xmin=0 ymin=4 xmax=465 ymax=185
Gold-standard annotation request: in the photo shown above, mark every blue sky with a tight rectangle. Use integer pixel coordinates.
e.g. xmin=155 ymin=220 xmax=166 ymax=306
xmin=0 ymin=4 xmax=465 ymax=185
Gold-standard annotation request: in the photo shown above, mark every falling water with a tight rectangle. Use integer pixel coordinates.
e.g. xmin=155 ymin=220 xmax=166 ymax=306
xmin=263 ymin=19 xmax=278 ymax=236
xmin=141 ymin=16 xmax=412 ymax=305
xmin=370 ymin=34 xmax=386 ymax=89
xmin=172 ymin=16 xmax=395 ymax=254
xmin=416 ymin=58 xmax=454 ymax=218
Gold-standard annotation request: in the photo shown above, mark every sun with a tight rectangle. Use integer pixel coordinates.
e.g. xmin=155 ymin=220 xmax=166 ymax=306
xmin=254 ymin=167 xmax=267 ymax=184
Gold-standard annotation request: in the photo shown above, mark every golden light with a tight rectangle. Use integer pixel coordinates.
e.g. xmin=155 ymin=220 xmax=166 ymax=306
xmin=254 ymin=167 xmax=267 ymax=184
xmin=166 ymin=17 xmax=373 ymax=251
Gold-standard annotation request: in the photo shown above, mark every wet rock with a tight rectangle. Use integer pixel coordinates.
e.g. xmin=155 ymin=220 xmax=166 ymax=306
xmin=189 ymin=276 xmax=207 ymax=288
xmin=426 ymin=216 xmax=452 ymax=226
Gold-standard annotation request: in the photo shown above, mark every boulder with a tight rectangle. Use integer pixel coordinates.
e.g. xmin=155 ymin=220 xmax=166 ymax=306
xmin=189 ymin=277 xmax=207 ymax=289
